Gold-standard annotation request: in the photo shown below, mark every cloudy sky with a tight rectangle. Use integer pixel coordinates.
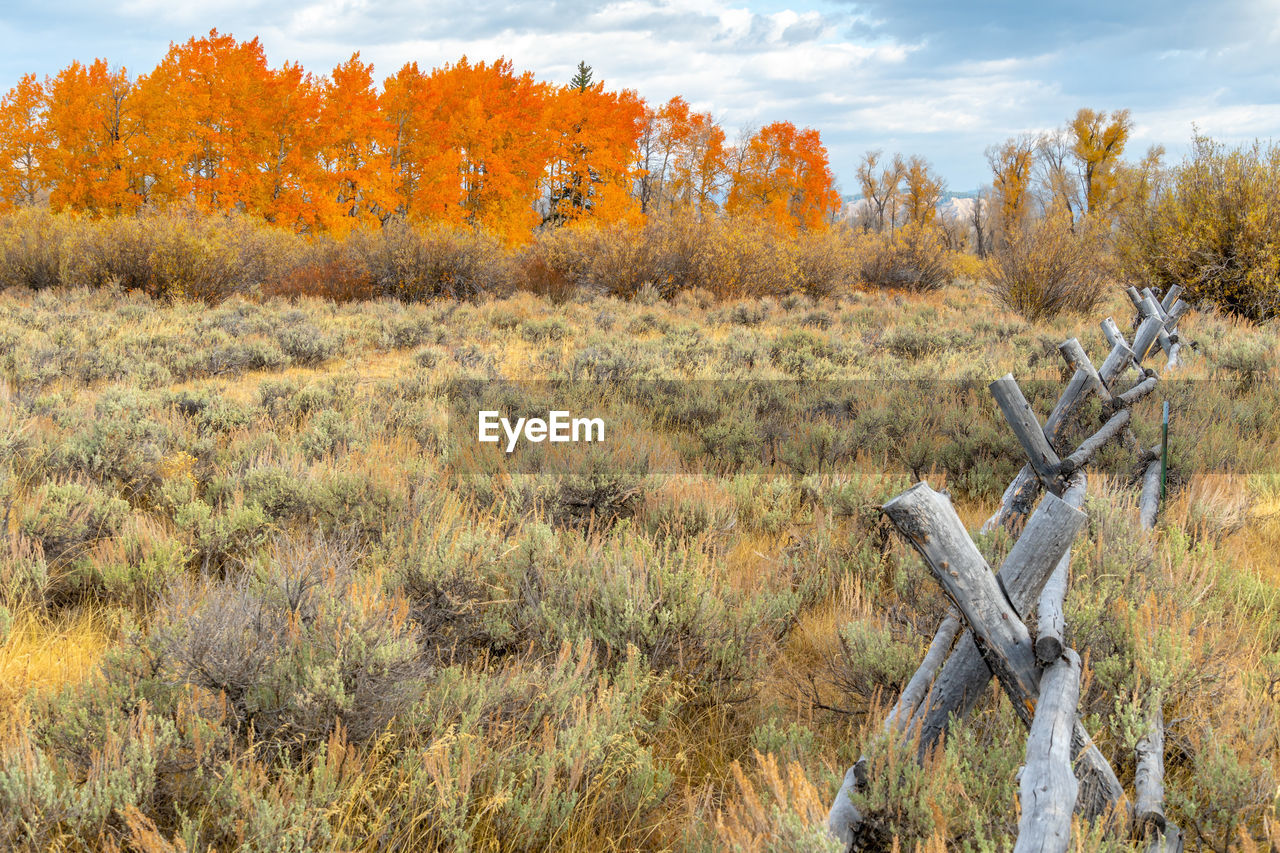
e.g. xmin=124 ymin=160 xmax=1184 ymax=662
xmin=3 ymin=0 xmax=1278 ymax=192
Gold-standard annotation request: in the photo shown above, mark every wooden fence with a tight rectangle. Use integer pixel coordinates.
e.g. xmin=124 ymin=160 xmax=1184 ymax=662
xmin=827 ymin=285 xmax=1190 ymax=853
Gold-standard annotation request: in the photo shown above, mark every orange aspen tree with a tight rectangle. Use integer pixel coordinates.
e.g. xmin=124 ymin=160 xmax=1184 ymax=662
xmin=727 ymin=121 xmax=839 ymax=231
xmin=635 ymin=96 xmax=686 ymax=215
xmin=636 ymin=97 xmax=726 ymax=218
xmin=542 ymin=63 xmax=644 ymax=225
xmin=674 ymin=110 xmax=728 ymax=217
xmin=427 ymin=57 xmax=550 ymax=241
xmin=317 ymin=53 xmax=397 ymax=234
xmin=0 ymin=74 xmax=49 ymax=208
xmin=136 ymin=30 xmax=275 ymax=212
xmin=258 ymin=61 xmax=326 ymax=231
xmin=380 ymin=61 xmax=454 ymax=221
xmin=44 ymin=60 xmax=142 ymax=214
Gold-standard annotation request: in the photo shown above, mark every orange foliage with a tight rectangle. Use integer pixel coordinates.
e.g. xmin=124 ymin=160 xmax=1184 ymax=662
xmin=136 ymin=31 xmax=275 ymax=213
xmin=44 ymin=59 xmax=141 ymax=214
xmin=258 ymin=61 xmax=326 ymax=231
xmin=727 ymin=120 xmax=839 ymax=231
xmin=638 ymin=97 xmax=728 ymax=218
xmin=0 ymin=74 xmax=48 ymax=209
xmin=426 ymin=58 xmax=550 ymax=241
xmin=318 ymin=53 xmax=396 ymax=235
xmin=542 ymin=79 xmax=644 ymax=225
xmin=0 ymin=34 xmax=843 ymax=244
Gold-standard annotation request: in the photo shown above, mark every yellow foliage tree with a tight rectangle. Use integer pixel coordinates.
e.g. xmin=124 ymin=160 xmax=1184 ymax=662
xmin=1069 ymin=107 xmax=1131 ymax=221
xmin=986 ymin=135 xmax=1036 ymax=238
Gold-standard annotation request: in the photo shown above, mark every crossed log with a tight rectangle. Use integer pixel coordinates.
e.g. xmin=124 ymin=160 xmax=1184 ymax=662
xmin=829 ymin=290 xmax=1188 ymax=851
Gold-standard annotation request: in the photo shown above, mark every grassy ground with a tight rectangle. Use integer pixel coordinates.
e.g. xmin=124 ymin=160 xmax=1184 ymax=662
xmin=0 ymin=280 xmax=1278 ymax=851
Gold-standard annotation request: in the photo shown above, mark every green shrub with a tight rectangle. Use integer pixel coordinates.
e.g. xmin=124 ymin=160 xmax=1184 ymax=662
xmin=20 ymin=480 xmax=129 ymax=564
xmin=0 ymin=208 xmax=72 ymax=291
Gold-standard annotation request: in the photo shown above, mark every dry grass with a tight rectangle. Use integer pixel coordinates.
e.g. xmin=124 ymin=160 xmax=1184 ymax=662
xmin=0 ymin=268 xmax=1277 ymax=850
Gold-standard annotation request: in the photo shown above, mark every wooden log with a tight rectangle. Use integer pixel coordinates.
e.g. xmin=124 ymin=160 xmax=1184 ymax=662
xmin=1098 ymin=340 xmax=1142 ymax=387
xmin=1132 ymin=315 xmax=1167 ymax=363
xmin=1014 ymin=649 xmax=1082 ymax=853
xmin=981 ymin=464 xmax=1039 ymax=534
xmin=986 ymin=331 xmax=1150 ymax=535
xmin=1100 ymin=317 xmax=1127 ymax=350
xmin=827 ymin=764 xmax=863 ymax=848
xmin=1044 ymin=340 xmax=1110 ymax=445
xmin=829 ymin=611 xmax=963 ymax=844
xmin=1116 ymin=376 xmax=1159 ymax=407
xmin=923 ymin=477 xmax=1087 ymax=743
xmin=1059 ymin=409 xmax=1131 ymax=476
xmin=1125 ymin=286 xmax=1145 ymax=311
xmin=1058 ymin=339 xmax=1110 ymax=402
xmin=1035 ymin=548 xmax=1069 ymax=664
xmin=1165 ymin=299 xmax=1189 ymax=330
xmin=885 ymin=483 xmax=1124 ymax=819
xmin=1139 ymin=458 xmax=1162 ymax=530
xmin=1146 ymin=824 xmax=1184 ymax=853
xmin=1135 ymin=704 xmax=1167 ymax=833
xmin=883 ymin=484 xmax=1045 ymax=727
xmin=888 ymin=612 xmax=963 ymax=733
xmin=1135 ymin=296 xmax=1178 ymax=358
xmin=1141 ymin=289 xmax=1169 ymax=321
xmin=1160 ymin=285 xmax=1183 ymax=313
xmin=991 ymin=374 xmax=1062 ymax=491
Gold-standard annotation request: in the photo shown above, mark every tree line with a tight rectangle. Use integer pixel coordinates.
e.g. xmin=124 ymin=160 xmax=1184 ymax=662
xmin=0 ymin=31 xmax=841 ymax=242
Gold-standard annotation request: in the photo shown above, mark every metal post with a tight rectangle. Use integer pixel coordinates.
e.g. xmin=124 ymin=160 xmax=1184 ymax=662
xmin=1160 ymin=401 xmax=1169 ymax=500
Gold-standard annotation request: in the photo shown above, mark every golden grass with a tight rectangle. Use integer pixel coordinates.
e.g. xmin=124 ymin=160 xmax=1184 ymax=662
xmin=0 ymin=606 xmax=110 ymax=732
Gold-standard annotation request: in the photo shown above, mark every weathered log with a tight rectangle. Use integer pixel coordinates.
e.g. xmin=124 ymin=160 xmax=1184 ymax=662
xmin=1139 ymin=458 xmax=1162 ymax=530
xmin=1141 ymin=289 xmax=1169 ymax=321
xmin=1101 ymin=317 xmax=1126 ymax=350
xmin=884 ymin=482 xmax=1124 ymax=819
xmin=1125 ymin=286 xmax=1145 ymax=311
xmin=1035 ymin=549 xmax=1069 ymax=664
xmin=991 ymin=374 xmax=1062 ymax=491
xmin=984 ymin=334 xmax=1150 ymax=534
xmin=1159 ymin=285 xmax=1183 ymax=313
xmin=923 ymin=476 xmax=1086 ymax=743
xmin=1058 ymin=339 xmax=1110 ymax=402
xmin=1014 ymin=649 xmax=1082 ymax=853
xmin=827 ymin=764 xmax=863 ymax=849
xmin=1146 ymin=824 xmax=1184 ymax=853
xmin=1165 ymin=299 xmax=1189 ymax=330
xmin=1059 ymin=409 xmax=1131 ymax=476
xmin=828 ymin=611 xmax=964 ymax=845
xmin=1135 ymin=704 xmax=1167 ymax=833
xmin=1044 ymin=341 xmax=1109 ymax=444
xmin=883 ymin=484 xmax=1045 ymax=726
xmin=1099 ymin=339 xmax=1142 ymax=386
xmin=888 ymin=612 xmax=963 ymax=733
xmin=1132 ymin=314 xmax=1167 ymax=363
xmin=1116 ymin=376 xmax=1158 ymax=407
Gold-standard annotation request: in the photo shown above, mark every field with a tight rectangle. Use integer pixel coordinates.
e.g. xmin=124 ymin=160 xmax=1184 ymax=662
xmin=2 ymin=276 xmax=1280 ymax=852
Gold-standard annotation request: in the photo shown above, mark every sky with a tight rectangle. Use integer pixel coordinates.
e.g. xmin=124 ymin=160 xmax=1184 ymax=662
xmin=3 ymin=0 xmax=1279 ymax=193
